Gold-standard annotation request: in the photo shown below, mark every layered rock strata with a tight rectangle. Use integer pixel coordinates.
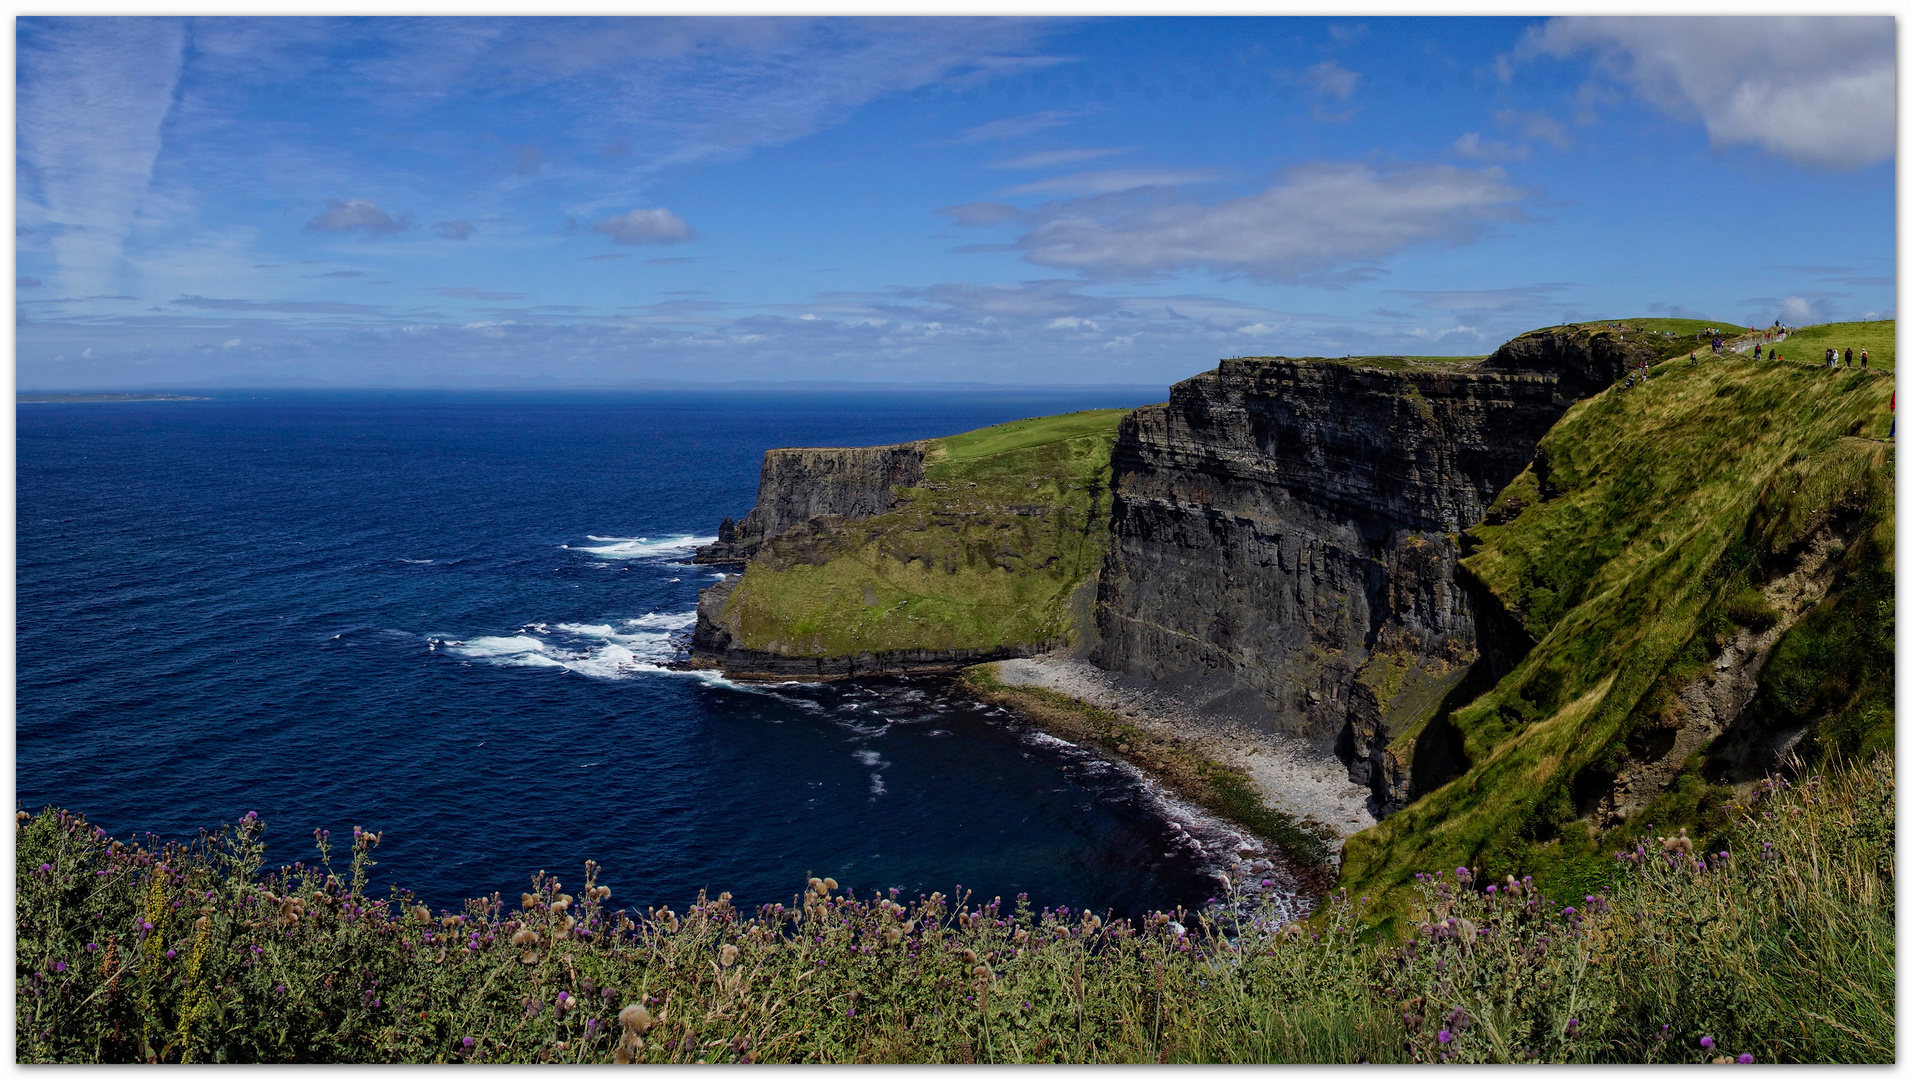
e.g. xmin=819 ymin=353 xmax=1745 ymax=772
xmin=693 ymin=443 xmax=927 ymax=565
xmin=1092 ymin=331 xmax=1651 ymax=810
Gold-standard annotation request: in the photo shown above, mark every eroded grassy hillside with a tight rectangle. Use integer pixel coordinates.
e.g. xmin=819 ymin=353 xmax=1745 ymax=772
xmin=1340 ymin=349 xmax=1894 ymax=923
xmin=709 ymin=409 xmax=1130 ymax=657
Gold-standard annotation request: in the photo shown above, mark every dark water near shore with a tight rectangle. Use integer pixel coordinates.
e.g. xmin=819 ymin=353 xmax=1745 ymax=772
xmin=18 ymin=389 xmax=1283 ymax=918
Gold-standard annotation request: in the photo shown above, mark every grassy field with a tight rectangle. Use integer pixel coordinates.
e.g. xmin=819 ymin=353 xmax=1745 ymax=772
xmin=1339 ymin=353 xmax=1894 ymax=925
xmin=17 ymin=752 xmax=1891 ymax=1062
xmin=1761 ymin=319 xmax=1895 ymax=370
xmin=711 ymin=409 xmax=1133 ymax=657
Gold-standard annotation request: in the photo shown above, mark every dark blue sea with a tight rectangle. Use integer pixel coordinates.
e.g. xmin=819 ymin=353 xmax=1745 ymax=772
xmin=17 ymin=389 xmax=1286 ymax=919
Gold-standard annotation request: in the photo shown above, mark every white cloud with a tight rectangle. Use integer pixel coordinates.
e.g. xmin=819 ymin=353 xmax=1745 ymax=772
xmin=591 ymin=208 xmax=695 ymax=246
xmin=953 ymin=110 xmax=1076 ymax=143
xmin=1452 ymin=132 xmax=1529 ymax=162
xmin=1006 ymin=168 xmax=1226 ymax=196
xmin=1524 ymin=17 xmax=1894 ymax=168
xmin=17 ymin=18 xmax=186 ymax=296
xmin=987 ymin=147 xmax=1130 ymax=170
xmin=1304 ymin=60 xmax=1360 ymax=100
xmin=305 ymin=199 xmax=414 ymax=236
xmin=1015 ymin=162 xmax=1531 ymax=282
xmin=433 ymin=220 xmax=476 ymax=240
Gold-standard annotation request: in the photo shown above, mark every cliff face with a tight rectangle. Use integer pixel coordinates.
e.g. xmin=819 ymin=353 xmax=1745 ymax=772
xmin=694 ymin=443 xmax=927 ymax=564
xmin=1092 ymin=331 xmax=1655 ymax=810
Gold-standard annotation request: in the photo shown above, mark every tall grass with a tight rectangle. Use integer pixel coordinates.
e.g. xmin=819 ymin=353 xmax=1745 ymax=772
xmin=16 ymin=753 xmax=1892 ymax=1063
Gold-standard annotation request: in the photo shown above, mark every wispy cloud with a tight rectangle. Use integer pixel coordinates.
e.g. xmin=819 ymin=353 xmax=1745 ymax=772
xmin=952 ymin=109 xmax=1077 ymax=143
xmin=987 ymin=147 xmax=1128 ymax=170
xmin=17 ymin=17 xmax=186 ymax=297
xmin=170 ymin=294 xmax=386 ymax=314
xmin=422 ymin=287 xmax=527 ymax=301
xmin=433 ymin=220 xmax=476 ymax=240
xmin=1014 ymin=161 xmax=1531 ymax=282
xmin=1523 ymin=16 xmax=1893 ymax=168
xmin=1006 ymin=168 xmax=1225 ymax=196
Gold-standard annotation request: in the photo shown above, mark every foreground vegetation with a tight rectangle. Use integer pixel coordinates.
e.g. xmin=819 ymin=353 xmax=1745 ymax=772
xmin=16 ymin=752 xmax=1891 ymax=1063
xmin=709 ymin=409 xmax=1130 ymax=657
xmin=1342 ymin=348 xmax=1894 ymax=922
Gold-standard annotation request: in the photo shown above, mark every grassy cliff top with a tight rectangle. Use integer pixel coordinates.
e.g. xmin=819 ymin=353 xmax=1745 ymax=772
xmin=1340 ymin=352 xmax=1894 ymax=927
xmin=1765 ymin=319 xmax=1895 ymax=370
xmin=929 ymin=408 xmax=1136 ymax=462
xmin=707 ymin=407 xmax=1132 ymax=658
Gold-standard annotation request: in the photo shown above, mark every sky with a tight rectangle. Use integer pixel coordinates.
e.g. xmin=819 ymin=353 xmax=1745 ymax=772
xmin=13 ymin=15 xmax=1898 ymax=389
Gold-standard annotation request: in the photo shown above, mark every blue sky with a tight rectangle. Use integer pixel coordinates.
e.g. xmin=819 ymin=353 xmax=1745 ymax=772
xmin=15 ymin=16 xmax=1897 ymax=389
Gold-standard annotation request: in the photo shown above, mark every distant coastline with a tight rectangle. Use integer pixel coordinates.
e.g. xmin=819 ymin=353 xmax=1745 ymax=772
xmin=17 ymin=393 xmax=209 ymax=403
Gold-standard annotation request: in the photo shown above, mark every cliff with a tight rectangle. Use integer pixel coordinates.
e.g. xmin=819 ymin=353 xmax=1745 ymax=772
xmin=1090 ymin=329 xmax=1659 ymax=811
xmin=688 ymin=410 xmax=1129 ymax=678
xmin=693 ymin=443 xmax=927 ymax=565
xmin=1341 ymin=346 xmax=1893 ymax=920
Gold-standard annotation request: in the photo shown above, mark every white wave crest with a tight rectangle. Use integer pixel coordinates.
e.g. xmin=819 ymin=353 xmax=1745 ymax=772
xmin=575 ymin=534 xmax=715 ymax=560
xmin=437 ymin=613 xmax=699 ymax=679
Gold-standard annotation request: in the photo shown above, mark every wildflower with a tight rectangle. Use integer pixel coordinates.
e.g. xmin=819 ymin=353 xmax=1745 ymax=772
xmin=462 ymin=1037 xmax=475 ymax=1050
xmin=619 ymin=1003 xmax=654 ymax=1034
xmin=1701 ymin=1036 xmax=1716 ymax=1049
xmin=1738 ymin=1054 xmax=1754 ymax=1064
xmin=720 ymin=944 xmax=739 ymax=967
xmin=53 ymin=962 xmax=66 ymax=974
xmin=165 ymin=949 xmax=176 ymax=959
xmin=1438 ymin=1030 xmax=1452 ymax=1044
xmin=512 ymin=928 xmax=539 ymax=946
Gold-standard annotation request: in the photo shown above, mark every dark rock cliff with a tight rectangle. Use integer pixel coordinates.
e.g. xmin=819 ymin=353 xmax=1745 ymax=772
xmin=693 ymin=443 xmax=927 ymax=564
xmin=1092 ymin=329 xmax=1654 ymax=812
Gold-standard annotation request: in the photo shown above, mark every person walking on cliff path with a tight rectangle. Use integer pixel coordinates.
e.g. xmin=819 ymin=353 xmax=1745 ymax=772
xmin=1861 ymin=347 xmax=1869 ymax=368
xmin=1845 ymin=347 xmax=1854 ymax=366
xmin=1754 ymin=343 xmax=1762 ymax=360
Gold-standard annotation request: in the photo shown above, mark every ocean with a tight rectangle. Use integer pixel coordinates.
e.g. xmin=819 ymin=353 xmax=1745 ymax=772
xmin=17 ymin=389 xmax=1298 ymax=920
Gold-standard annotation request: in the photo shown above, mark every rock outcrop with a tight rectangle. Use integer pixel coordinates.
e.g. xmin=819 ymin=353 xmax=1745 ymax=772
xmin=1092 ymin=330 xmax=1654 ymax=811
xmin=693 ymin=443 xmax=927 ymax=564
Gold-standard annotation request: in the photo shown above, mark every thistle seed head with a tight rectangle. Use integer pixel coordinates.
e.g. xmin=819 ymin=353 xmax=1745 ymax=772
xmin=719 ymin=944 xmax=739 ymax=967
xmin=619 ymin=1003 xmax=654 ymax=1035
xmin=512 ymin=928 xmax=539 ymax=947
xmin=808 ymin=877 xmax=826 ymax=897
xmin=521 ymin=893 xmax=537 ymax=909
xmin=822 ymin=877 xmax=838 ymax=892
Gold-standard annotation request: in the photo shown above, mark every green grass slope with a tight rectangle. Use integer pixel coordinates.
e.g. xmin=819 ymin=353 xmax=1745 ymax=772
xmin=1764 ymin=319 xmax=1895 ymax=370
xmin=1339 ymin=352 xmax=1894 ymax=923
xmin=714 ymin=409 xmax=1132 ymax=657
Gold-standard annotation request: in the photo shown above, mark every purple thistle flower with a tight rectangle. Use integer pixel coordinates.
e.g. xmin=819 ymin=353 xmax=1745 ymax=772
xmin=1437 ymin=1030 xmax=1452 ymax=1045
xmin=1738 ymin=1054 xmax=1754 ymax=1064
xmin=53 ymin=962 xmax=66 ymax=974
xmin=1701 ymin=1036 xmax=1715 ymax=1049
xmin=462 ymin=1037 xmax=475 ymax=1049
xmin=1563 ymin=907 xmax=1576 ymax=916
xmin=165 ymin=949 xmax=176 ymax=959
xmin=1487 ymin=884 xmax=1497 ymax=893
